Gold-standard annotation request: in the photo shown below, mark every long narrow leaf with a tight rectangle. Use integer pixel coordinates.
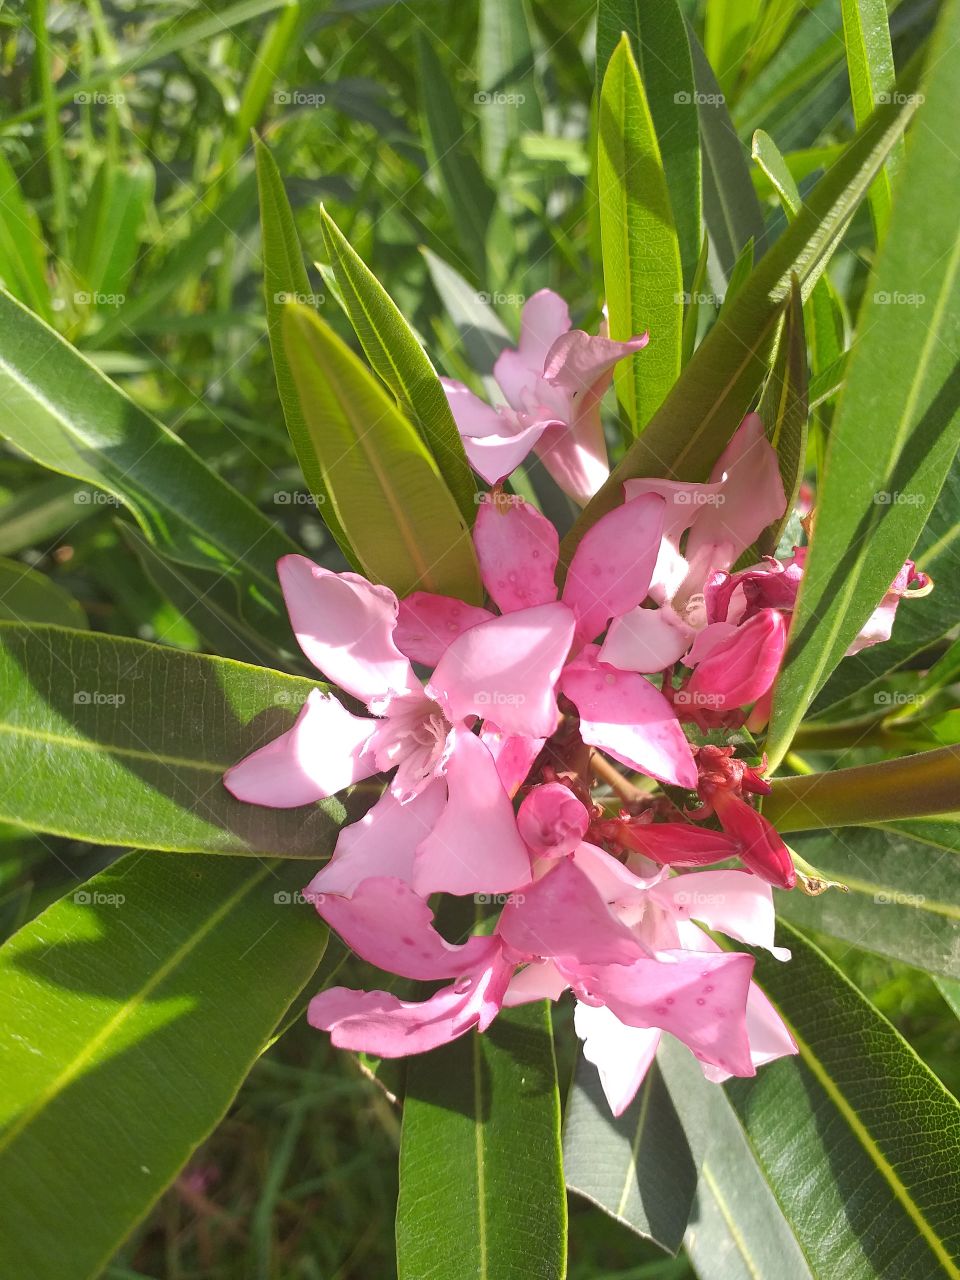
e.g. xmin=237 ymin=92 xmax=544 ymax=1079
xmin=0 ymin=852 xmax=327 ymax=1280
xmin=599 ymin=36 xmax=683 ymax=433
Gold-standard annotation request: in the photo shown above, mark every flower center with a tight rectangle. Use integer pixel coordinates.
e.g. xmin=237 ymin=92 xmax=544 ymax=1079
xmin=371 ymin=691 xmax=452 ymax=801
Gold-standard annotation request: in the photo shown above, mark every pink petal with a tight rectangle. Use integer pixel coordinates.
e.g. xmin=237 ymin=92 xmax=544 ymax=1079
xmin=473 ymin=497 xmax=559 ymax=613
xmin=560 ymin=648 xmax=698 ymax=789
xmin=517 ymin=783 xmax=590 ymax=857
xmin=503 ymin=959 xmax=570 ymax=1006
xmin=413 ymin=730 xmax=530 ymax=896
xmin=427 ymin=601 xmax=576 ymax=738
xmin=277 ymin=556 xmax=417 ymax=703
xmin=650 ymin=869 xmax=791 ymax=959
xmin=308 ymin=949 xmax=513 ymax=1057
xmin=441 ymin=377 xmax=511 ymax=437
xmin=542 ymin=329 xmax=649 ymax=397
xmin=518 ymin=289 xmax=574 ymax=372
xmin=576 ymin=950 xmax=756 ymax=1077
xmin=497 ymin=858 xmax=643 ymax=967
xmin=306 ymin=782 xmax=446 ymax=897
xmin=224 ymin=689 xmax=377 ymax=808
xmin=684 ymin=413 xmax=786 ymax=572
xmin=574 ymin=1002 xmax=661 ymax=1116
xmin=479 ymin=725 xmax=546 ymax=798
xmin=600 ymin=605 xmax=695 ymax=672
xmin=700 ymin=981 xmax=798 ymax=1081
xmin=314 ymin=876 xmax=497 ymax=980
xmin=463 ymin=419 xmax=552 ymax=486
xmin=534 ymin=417 xmax=610 ymax=507
xmin=395 ymin=592 xmax=495 ymax=666
xmin=562 ymin=495 xmax=665 ymax=643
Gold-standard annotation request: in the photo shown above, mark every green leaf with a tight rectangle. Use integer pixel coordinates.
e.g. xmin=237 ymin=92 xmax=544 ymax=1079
xmin=596 ymin=0 xmax=702 ymax=292
xmin=720 ymin=922 xmax=960 ymax=1277
xmin=415 ymin=33 xmax=494 ymax=277
xmin=0 ymin=558 xmax=86 ymax=630
xmin=563 ymin=1036 xmax=711 ymax=1253
xmin=281 ymin=303 xmax=482 ymax=602
xmin=421 ymin=247 xmax=511 ymax=383
xmin=752 ymin=127 xmax=847 ymax=378
xmin=765 ymin=748 xmax=960 ymax=831
xmin=689 ymin=26 xmax=765 ymax=287
xmin=477 ymin=0 xmax=543 ymax=179
xmin=253 ymin=137 xmax=354 ymax=563
xmin=396 ymin=1004 xmax=566 ymax=1280
xmin=0 ymin=148 xmax=52 ymax=322
xmin=0 ymin=851 xmax=326 ymax=1280
xmin=120 ymin=526 xmax=279 ymax=667
xmin=809 ymin=455 xmax=960 ymax=718
xmin=599 ymin=36 xmax=683 ymax=433
xmin=0 ymin=623 xmax=362 ymax=856
xmin=559 ymin=56 xmax=922 ymax=569
xmin=765 ymin=0 xmax=960 ymax=768
xmin=840 ymin=0 xmax=903 ymax=239
xmin=319 ymin=206 xmax=477 ymax=524
xmin=0 ymin=288 xmax=297 ymax=646
xmin=680 ymin=1061 xmax=815 ymax=1279
xmin=704 ymin=0 xmax=763 ymax=99
xmin=778 ymin=823 xmax=960 ymax=979
xmin=0 ymin=476 xmax=81 ymax=557
xmin=73 ymin=157 xmax=154 ymax=301
xmin=755 ymin=276 xmax=808 ymax=556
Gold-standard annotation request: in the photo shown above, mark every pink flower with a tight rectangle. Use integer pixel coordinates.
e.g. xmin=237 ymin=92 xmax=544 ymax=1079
xmin=441 ymin=289 xmax=648 ymax=503
xmin=307 ymin=785 xmax=796 ymax=1106
xmin=394 ymin=492 xmax=699 ymax=790
xmin=693 ymin=746 xmax=796 ymax=889
xmin=225 ymin=554 xmax=577 ymax=895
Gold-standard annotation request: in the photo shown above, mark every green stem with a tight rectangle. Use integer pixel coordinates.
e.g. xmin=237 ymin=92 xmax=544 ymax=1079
xmin=765 ymin=745 xmax=960 ymax=831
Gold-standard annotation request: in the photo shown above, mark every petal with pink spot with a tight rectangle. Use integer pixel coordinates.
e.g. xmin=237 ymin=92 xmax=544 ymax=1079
xmin=473 ymin=498 xmax=559 ymax=613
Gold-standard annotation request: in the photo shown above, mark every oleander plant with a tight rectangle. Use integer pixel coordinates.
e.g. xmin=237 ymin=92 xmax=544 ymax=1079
xmin=0 ymin=0 xmax=958 ymax=1277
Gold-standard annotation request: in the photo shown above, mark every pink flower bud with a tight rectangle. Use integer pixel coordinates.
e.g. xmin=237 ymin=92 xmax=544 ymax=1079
xmin=517 ymin=783 xmax=590 ymax=857
xmin=612 ymin=820 xmax=743 ymax=867
xmin=683 ymin=609 xmax=787 ymax=711
xmin=709 ymin=788 xmax=796 ymax=889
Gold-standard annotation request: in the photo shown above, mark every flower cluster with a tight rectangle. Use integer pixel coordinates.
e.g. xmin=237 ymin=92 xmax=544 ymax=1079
xmin=226 ymin=290 xmax=929 ymax=1115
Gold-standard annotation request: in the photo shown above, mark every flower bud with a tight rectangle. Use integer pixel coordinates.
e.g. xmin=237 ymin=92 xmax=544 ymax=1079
xmin=517 ymin=783 xmax=590 ymax=857
xmin=683 ymin=609 xmax=787 ymax=711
